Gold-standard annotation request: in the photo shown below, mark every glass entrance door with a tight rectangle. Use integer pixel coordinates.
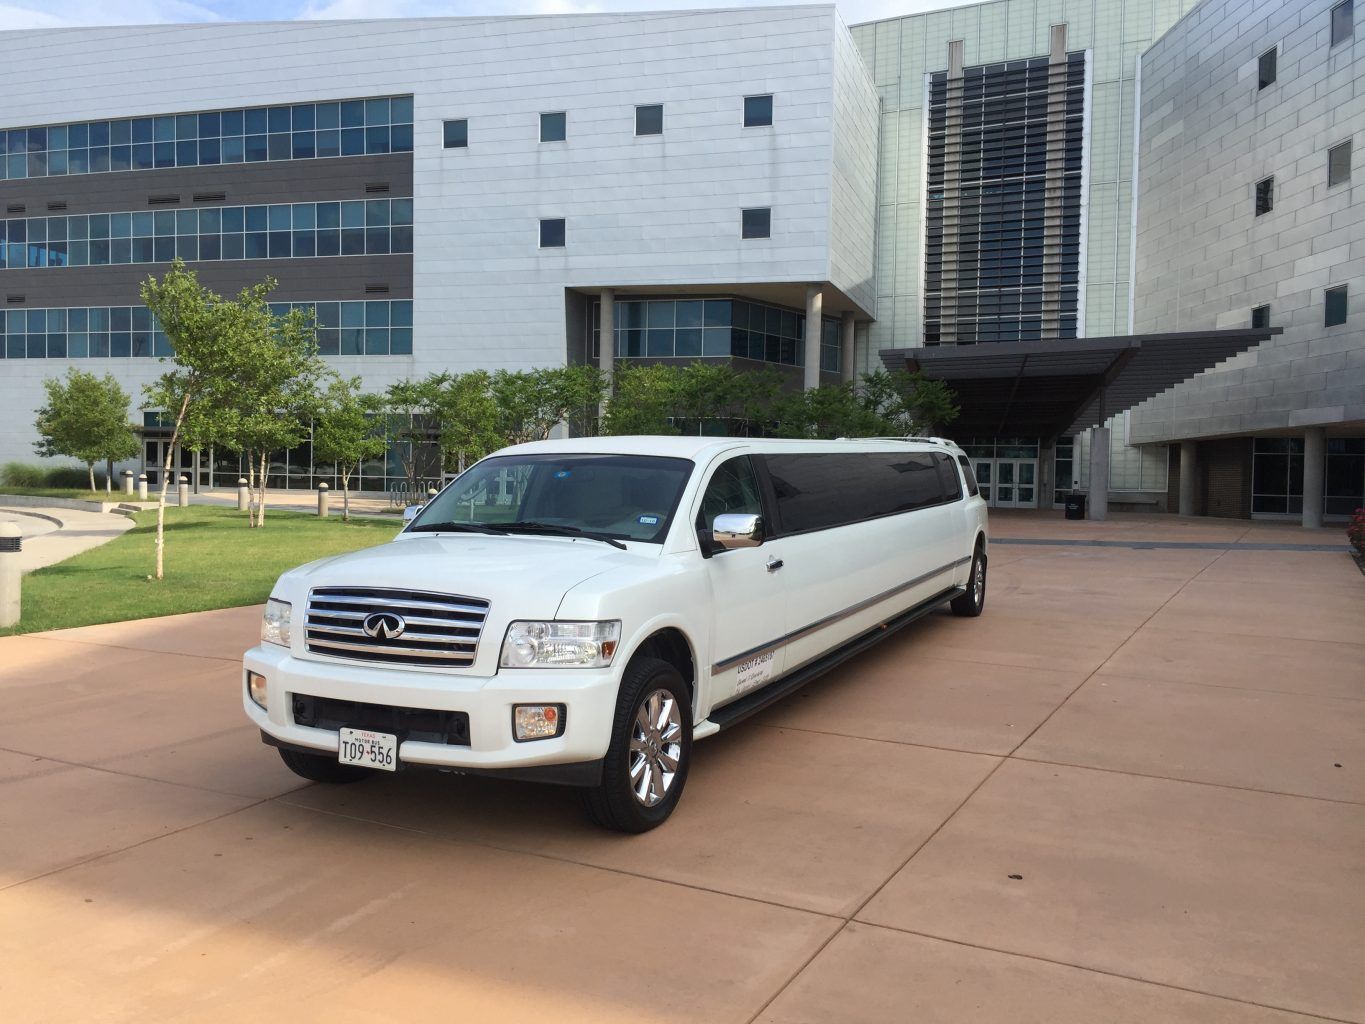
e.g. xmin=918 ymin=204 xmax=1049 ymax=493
xmin=972 ymin=459 xmax=1038 ymax=509
xmin=972 ymin=460 xmax=992 ymax=504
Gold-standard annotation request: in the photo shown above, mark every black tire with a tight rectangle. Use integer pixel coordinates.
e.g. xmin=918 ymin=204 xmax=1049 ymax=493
xmin=951 ymin=543 xmax=987 ymax=617
xmin=278 ymin=746 xmax=374 ymax=784
xmin=580 ymin=657 xmax=692 ymax=833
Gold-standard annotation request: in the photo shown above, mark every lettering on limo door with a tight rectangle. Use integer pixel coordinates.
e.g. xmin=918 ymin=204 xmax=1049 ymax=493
xmin=736 ymin=651 xmax=775 ymax=694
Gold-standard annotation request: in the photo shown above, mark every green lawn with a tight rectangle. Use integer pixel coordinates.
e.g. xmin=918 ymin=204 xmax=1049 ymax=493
xmin=2 ymin=505 xmax=400 ymax=635
xmin=0 ymin=487 xmax=125 ymax=502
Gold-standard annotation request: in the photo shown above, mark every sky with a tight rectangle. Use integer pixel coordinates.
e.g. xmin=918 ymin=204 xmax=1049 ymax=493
xmin=0 ymin=0 xmax=981 ymax=31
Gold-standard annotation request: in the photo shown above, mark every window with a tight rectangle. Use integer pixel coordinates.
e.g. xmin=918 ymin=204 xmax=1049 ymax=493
xmin=741 ymin=207 xmax=771 ymax=239
xmin=1331 ymin=0 xmax=1353 ymax=46
xmin=1255 ymin=176 xmax=1274 ymax=215
xmin=442 ymin=119 xmax=467 ymax=149
xmin=1251 ymin=304 xmax=1270 ymax=329
xmin=764 ymin=452 xmax=954 ymax=534
xmin=1325 ymin=285 xmax=1348 ymax=326
xmin=0 ymin=95 xmax=413 ymax=183
xmin=1258 ymin=47 xmax=1277 ymax=89
xmin=744 ymin=95 xmax=773 ymax=127
xmin=540 ymin=112 xmax=566 ymax=143
xmin=1328 ymin=140 xmax=1352 ymax=186
xmin=635 ymin=105 xmax=663 ymax=136
xmin=956 ymin=454 xmax=980 ymax=497
xmin=697 ymin=456 xmax=763 ymax=533
xmin=539 ymin=218 xmax=565 ymax=248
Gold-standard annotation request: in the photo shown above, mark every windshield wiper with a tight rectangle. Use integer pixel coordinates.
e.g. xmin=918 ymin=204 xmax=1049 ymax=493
xmin=407 ymin=521 xmax=510 ymax=536
xmin=499 ymin=521 xmax=628 ymax=550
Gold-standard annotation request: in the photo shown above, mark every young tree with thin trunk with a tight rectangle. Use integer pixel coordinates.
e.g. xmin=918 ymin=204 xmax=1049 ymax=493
xmin=140 ymin=261 xmax=246 ymax=580
xmin=313 ymin=377 xmax=388 ymax=521
xmin=33 ymin=369 xmax=139 ymax=491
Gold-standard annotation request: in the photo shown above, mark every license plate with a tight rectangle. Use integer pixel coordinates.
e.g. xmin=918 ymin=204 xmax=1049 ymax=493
xmin=338 ymin=728 xmax=398 ymax=772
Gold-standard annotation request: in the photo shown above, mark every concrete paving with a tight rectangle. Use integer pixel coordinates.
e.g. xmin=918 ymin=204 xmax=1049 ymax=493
xmin=0 ymin=513 xmax=1360 ymax=1023
xmin=0 ymin=505 xmax=135 ymax=573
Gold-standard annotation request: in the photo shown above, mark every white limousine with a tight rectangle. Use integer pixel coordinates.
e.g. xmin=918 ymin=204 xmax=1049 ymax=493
xmin=243 ymin=436 xmax=989 ymax=831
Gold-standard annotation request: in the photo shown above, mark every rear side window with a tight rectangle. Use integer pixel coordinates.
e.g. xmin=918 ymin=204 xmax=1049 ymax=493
xmin=764 ymin=451 xmax=953 ymax=534
xmin=935 ymin=453 xmax=963 ymax=501
xmin=956 ymin=454 xmax=980 ymax=496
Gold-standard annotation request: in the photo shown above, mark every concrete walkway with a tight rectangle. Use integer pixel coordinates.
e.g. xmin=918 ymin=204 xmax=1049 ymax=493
xmin=0 ymin=518 xmax=1360 ymax=1022
xmin=0 ymin=506 xmax=134 ymax=573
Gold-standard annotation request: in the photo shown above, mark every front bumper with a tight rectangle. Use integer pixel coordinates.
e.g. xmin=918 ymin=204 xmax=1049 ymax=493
xmin=243 ymin=644 xmax=620 ymax=779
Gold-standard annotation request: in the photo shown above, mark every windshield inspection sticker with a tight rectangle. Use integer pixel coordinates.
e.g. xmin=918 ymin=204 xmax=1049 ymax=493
xmin=638 ymin=514 xmax=660 ymax=525
xmin=736 ymin=651 xmax=774 ymax=693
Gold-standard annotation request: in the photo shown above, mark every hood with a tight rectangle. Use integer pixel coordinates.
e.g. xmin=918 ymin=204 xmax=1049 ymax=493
xmin=277 ymin=532 xmax=656 ymax=619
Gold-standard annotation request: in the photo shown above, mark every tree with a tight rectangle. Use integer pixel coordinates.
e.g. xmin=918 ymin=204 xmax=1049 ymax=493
xmin=141 ymin=260 xmax=248 ymax=579
xmin=860 ymin=369 xmax=960 ymax=435
xmin=490 ymin=366 xmax=607 ymax=445
xmin=312 ymin=377 xmax=388 ymax=521
xmin=382 ymin=378 xmax=441 ymax=502
xmin=33 ymin=369 xmax=139 ymax=491
xmin=601 ymin=363 xmax=681 ymax=436
xmin=427 ymin=371 xmax=502 ymax=474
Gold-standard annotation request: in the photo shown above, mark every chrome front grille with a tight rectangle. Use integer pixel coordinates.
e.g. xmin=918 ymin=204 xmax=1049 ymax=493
xmin=305 ymin=587 xmax=490 ymax=668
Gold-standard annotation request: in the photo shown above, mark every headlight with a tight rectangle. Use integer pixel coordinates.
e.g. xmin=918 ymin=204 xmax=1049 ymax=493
xmin=261 ymin=598 xmax=292 ymax=647
xmin=500 ymin=620 xmax=621 ymax=668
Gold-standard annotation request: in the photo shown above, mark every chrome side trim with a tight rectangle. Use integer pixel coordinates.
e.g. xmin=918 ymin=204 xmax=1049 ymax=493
xmin=711 ymin=555 xmax=971 ymax=674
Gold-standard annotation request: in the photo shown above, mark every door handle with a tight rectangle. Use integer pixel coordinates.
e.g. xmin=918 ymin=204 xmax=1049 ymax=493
xmin=766 ymin=557 xmax=784 ymax=573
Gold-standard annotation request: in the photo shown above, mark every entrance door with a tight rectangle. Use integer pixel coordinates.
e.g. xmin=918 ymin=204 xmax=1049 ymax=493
xmin=973 ymin=459 xmax=1038 ymax=509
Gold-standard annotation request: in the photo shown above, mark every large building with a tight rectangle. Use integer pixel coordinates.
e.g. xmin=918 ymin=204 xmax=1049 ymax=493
xmin=0 ymin=0 xmax=1360 ymax=522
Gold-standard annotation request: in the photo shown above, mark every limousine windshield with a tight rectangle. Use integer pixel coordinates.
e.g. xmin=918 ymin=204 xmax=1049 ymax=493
xmin=409 ymin=453 xmax=693 ymax=544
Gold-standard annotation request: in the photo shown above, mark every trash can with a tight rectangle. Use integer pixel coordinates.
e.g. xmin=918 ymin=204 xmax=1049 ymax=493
xmin=1064 ymin=492 xmax=1086 ymax=520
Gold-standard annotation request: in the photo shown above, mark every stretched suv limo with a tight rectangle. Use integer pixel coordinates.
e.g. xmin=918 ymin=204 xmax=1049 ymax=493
xmin=243 ymin=436 xmax=989 ymax=831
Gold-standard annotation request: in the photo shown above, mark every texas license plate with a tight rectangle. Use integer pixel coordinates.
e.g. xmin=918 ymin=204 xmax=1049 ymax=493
xmin=338 ymin=728 xmax=398 ymax=772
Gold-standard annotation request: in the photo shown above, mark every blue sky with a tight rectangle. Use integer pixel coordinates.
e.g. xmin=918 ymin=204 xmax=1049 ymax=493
xmin=0 ymin=0 xmax=979 ymax=31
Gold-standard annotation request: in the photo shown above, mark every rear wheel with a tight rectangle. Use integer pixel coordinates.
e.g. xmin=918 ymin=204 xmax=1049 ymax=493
xmin=278 ymin=746 xmax=374 ymax=784
xmin=581 ymin=657 xmax=692 ymax=833
xmin=951 ymin=544 xmax=987 ymax=617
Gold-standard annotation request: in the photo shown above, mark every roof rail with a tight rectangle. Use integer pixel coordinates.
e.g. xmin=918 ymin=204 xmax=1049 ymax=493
xmin=834 ymin=435 xmax=958 ymax=447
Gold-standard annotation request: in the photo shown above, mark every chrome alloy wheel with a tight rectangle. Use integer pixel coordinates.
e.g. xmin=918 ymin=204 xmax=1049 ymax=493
xmin=628 ymin=689 xmax=684 ymax=807
xmin=973 ymin=557 xmax=985 ymax=605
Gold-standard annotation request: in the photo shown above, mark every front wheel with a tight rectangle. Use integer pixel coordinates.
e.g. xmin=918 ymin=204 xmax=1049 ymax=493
xmin=950 ymin=545 xmax=987 ymax=617
xmin=581 ymin=657 xmax=692 ymax=833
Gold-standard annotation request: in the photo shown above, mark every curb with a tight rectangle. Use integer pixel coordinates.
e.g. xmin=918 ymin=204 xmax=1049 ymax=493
xmin=0 ymin=506 xmax=65 ymax=528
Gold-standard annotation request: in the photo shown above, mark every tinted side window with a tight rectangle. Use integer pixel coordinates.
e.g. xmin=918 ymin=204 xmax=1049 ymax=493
xmin=935 ymin=453 xmax=963 ymax=501
xmin=764 ymin=452 xmax=950 ymax=534
xmin=956 ymin=454 xmax=980 ymax=496
xmin=696 ymin=455 xmax=763 ymax=531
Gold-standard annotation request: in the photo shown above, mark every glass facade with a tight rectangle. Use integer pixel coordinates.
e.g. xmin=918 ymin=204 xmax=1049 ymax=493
xmin=1 ymin=198 xmax=413 ymax=269
xmin=0 ymin=96 xmax=413 ymax=181
xmin=1250 ymin=437 xmax=1365 ymax=517
xmin=2 ymin=300 xmax=411 ymax=360
xmin=925 ymin=53 xmax=1086 ymax=344
xmin=591 ymin=297 xmax=841 ymax=373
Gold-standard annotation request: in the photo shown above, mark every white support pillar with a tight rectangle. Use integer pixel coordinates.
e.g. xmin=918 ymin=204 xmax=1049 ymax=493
xmin=1178 ymin=441 xmax=1197 ymax=517
xmin=803 ymin=285 xmax=824 ymax=391
xmin=1087 ymin=426 xmax=1110 ymax=521
xmin=1303 ymin=426 xmax=1326 ymax=529
xmin=598 ymin=288 xmax=614 ymax=378
xmin=839 ymin=312 xmax=856 ymax=383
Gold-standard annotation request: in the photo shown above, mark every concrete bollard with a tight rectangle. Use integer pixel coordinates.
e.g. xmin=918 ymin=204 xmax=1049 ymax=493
xmin=177 ymin=475 xmax=190 ymax=508
xmin=318 ymin=482 xmax=330 ymax=518
xmin=237 ymin=478 xmax=249 ymax=512
xmin=137 ymin=473 xmax=148 ymax=501
xmin=427 ymin=487 xmax=439 ymax=500
xmin=0 ymin=522 xmax=20 ymax=628
xmin=122 ymin=470 xmax=134 ymax=495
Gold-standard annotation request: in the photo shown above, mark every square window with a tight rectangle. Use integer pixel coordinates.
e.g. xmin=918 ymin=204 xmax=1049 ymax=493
xmin=1331 ymin=0 xmax=1353 ymax=46
xmin=1258 ymin=48 xmax=1277 ymax=89
xmin=539 ymin=217 xmax=565 ymax=248
xmin=635 ymin=104 xmax=663 ymax=136
xmin=443 ymin=119 xmax=468 ymax=149
xmin=540 ymin=111 xmax=566 ymax=143
xmin=1325 ymin=285 xmax=1348 ymax=327
xmin=1328 ymin=140 xmax=1351 ymax=186
xmin=1255 ymin=176 xmax=1274 ymax=215
xmin=744 ymin=94 xmax=773 ymax=127
xmin=1251 ymin=304 xmax=1270 ymax=329
xmin=741 ymin=207 xmax=771 ymax=239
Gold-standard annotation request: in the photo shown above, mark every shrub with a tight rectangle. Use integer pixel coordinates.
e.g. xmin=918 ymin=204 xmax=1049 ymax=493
xmin=1348 ymin=508 xmax=1365 ymax=556
xmin=1 ymin=462 xmax=108 ymax=489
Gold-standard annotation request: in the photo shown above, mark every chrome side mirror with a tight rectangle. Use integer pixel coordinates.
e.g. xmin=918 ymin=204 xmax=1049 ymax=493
xmin=712 ymin=513 xmax=764 ymax=549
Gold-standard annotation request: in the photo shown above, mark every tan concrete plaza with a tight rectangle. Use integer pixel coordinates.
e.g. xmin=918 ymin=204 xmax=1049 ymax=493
xmin=0 ymin=512 xmax=1360 ymax=1023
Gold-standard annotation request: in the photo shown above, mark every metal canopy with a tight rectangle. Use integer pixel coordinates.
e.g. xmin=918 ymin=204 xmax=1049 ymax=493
xmin=881 ymin=328 xmax=1280 ymax=438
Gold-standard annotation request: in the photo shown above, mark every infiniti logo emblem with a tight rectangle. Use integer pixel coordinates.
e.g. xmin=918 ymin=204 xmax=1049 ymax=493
xmin=362 ymin=612 xmax=407 ymax=640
